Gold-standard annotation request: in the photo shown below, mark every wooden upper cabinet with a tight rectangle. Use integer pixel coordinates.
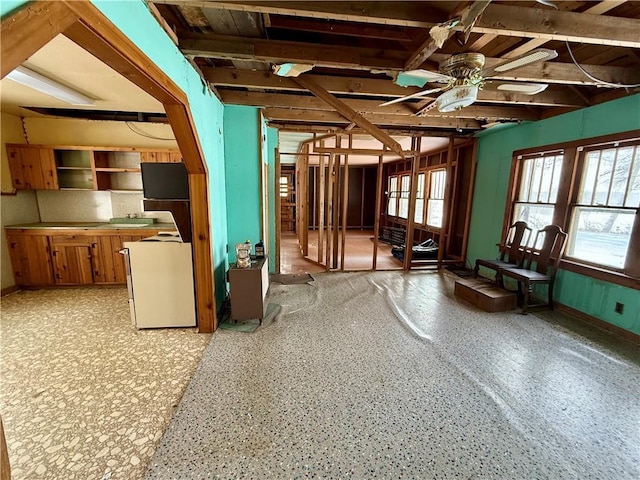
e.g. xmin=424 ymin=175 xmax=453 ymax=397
xmin=140 ymin=151 xmax=182 ymax=163
xmin=6 ymin=145 xmax=180 ymax=191
xmin=7 ymin=145 xmax=58 ymax=190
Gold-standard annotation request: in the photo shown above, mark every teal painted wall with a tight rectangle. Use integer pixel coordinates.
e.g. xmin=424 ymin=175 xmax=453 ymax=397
xmin=224 ymin=106 xmax=262 ymax=263
xmin=468 ymin=94 xmax=640 ymax=334
xmin=267 ymin=127 xmax=278 ymax=273
xmin=92 ymin=0 xmax=229 ymax=312
xmin=2 ymin=0 xmax=229 ymax=311
xmin=0 ymin=1 xmax=24 ymax=16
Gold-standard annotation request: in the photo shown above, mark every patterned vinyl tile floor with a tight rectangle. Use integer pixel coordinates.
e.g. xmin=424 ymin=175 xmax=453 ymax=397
xmin=0 ymin=287 xmax=211 ymax=480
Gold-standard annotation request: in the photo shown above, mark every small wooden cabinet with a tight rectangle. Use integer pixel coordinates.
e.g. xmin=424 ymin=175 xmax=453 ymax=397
xmin=6 ymin=233 xmax=55 ymax=286
xmin=7 ymin=145 xmax=58 ymax=190
xmin=92 ymin=234 xmax=146 ymax=284
xmin=228 ymin=258 xmax=269 ymax=321
xmin=50 ymin=235 xmax=97 ymax=284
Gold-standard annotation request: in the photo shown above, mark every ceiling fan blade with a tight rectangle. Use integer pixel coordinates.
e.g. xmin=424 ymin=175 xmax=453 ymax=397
xmin=414 ymin=100 xmax=439 ymax=117
xmin=481 ymin=48 xmax=558 ymax=77
xmin=379 ymin=87 xmax=445 ymax=107
xmin=495 ymin=82 xmax=549 ymax=95
xmin=396 ymin=69 xmax=453 ymax=87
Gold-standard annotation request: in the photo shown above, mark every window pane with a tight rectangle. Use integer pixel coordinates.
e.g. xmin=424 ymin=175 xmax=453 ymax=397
xmin=579 ymin=151 xmax=600 ymax=204
xmin=548 ymin=155 xmax=563 ymax=203
xmin=398 ymin=199 xmax=409 ymax=219
xmin=529 ymin=157 xmax=543 ymax=202
xmin=519 ymin=159 xmax=533 ymax=202
xmin=416 ymin=173 xmax=425 ymax=199
xmin=513 ymin=203 xmax=555 ymax=235
xmin=594 ymin=149 xmax=615 ymax=205
xmin=415 ymin=199 xmax=424 ymax=223
xmin=426 ymin=199 xmax=443 ymax=227
xmin=609 ymin=147 xmax=633 ymax=206
xmin=566 ymin=207 xmax=634 ymax=269
xmin=400 ymin=175 xmax=410 ymax=197
xmin=430 ymin=170 xmax=446 ymax=199
xmin=387 ymin=176 xmax=398 ymax=216
xmin=627 ymin=146 xmax=640 ymax=207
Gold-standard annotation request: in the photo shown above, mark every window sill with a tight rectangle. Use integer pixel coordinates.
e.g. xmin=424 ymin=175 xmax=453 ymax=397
xmin=559 ymin=259 xmax=640 ymax=290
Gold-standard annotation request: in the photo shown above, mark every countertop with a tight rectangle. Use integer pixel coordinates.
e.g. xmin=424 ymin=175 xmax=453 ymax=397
xmin=5 ymin=222 xmax=176 ymax=231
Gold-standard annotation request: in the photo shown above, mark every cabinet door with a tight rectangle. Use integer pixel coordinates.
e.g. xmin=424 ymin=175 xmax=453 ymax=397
xmin=6 ymin=234 xmax=54 ymax=285
xmin=50 ymin=235 xmax=95 ymax=284
xmin=7 ymin=145 xmax=58 ymax=190
xmin=93 ymin=235 xmax=129 ymax=284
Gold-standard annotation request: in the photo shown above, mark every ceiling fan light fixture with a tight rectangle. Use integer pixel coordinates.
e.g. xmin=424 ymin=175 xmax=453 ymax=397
xmin=492 ymin=48 xmax=558 ymax=73
xmin=436 ymin=85 xmax=478 ymax=113
xmin=496 ymin=83 xmax=549 ymax=95
xmin=6 ymin=65 xmax=95 ymax=106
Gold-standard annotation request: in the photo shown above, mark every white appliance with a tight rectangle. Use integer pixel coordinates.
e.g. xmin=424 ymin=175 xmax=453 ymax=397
xmin=121 ymin=232 xmax=196 ymax=329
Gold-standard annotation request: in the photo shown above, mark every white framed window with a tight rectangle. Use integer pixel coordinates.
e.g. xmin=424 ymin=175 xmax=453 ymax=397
xmin=565 ymin=143 xmax=639 ymax=269
xmin=398 ymin=175 xmax=410 ymax=219
xmin=426 ymin=169 xmax=446 ymax=227
xmin=507 ymin=134 xmax=640 ymax=282
xmin=387 ymin=176 xmax=398 ymax=216
xmin=414 ymin=173 xmax=426 ymax=224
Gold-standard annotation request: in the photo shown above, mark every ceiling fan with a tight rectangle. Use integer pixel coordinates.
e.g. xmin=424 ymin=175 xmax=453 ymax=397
xmin=381 ymin=48 xmax=558 ymax=115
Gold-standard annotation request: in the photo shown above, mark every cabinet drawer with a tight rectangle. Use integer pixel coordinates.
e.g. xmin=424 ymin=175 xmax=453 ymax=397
xmin=49 ymin=235 xmax=94 ymax=245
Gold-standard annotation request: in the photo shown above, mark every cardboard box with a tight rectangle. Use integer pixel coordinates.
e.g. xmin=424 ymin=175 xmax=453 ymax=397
xmin=454 ymin=278 xmax=517 ymax=312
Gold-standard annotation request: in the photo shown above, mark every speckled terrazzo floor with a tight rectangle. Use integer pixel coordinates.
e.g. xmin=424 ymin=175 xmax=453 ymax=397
xmin=0 ymin=287 xmax=211 ymax=480
xmin=145 ymin=270 xmax=640 ymax=480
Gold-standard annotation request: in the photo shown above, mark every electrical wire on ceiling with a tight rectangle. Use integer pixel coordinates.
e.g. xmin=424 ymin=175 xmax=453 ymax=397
xmin=125 ymin=121 xmax=175 ymax=141
xmin=565 ymin=41 xmax=640 ymax=88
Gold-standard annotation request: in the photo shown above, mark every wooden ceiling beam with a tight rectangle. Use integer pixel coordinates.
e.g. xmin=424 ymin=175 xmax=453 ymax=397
xmin=152 ymin=1 xmax=446 ymax=28
xmin=159 ymin=1 xmax=640 ymax=48
xmin=263 ymin=108 xmax=483 ymax=129
xmin=218 ymin=90 xmax=541 ymax=120
xmin=205 ymin=68 xmax=590 ymax=107
xmin=503 ymin=0 xmax=627 ymax=58
xmin=180 ymin=33 xmax=407 ymax=70
xmin=474 ymin=3 xmax=640 ymax=48
xmin=267 ymin=15 xmax=413 ymax=42
xmin=294 ymin=75 xmax=407 ymax=158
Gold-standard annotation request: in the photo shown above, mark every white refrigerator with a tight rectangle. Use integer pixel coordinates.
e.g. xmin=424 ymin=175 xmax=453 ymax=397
xmin=122 ymin=233 xmax=196 ymax=329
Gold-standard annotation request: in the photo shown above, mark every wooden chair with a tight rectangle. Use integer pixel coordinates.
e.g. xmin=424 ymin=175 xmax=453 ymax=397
xmin=498 ymin=224 xmax=567 ymax=314
xmin=474 ymin=221 xmax=531 ymax=282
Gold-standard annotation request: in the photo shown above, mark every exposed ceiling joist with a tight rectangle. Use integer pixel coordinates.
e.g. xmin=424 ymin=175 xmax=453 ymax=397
xmin=179 ymin=33 xmax=407 ymax=70
xmin=157 ymin=1 xmax=640 ymax=48
xmin=217 ymin=90 xmax=542 ymax=121
xmin=152 ymin=1 xmax=446 ymax=28
xmin=294 ymin=75 xmax=407 ymax=158
xmin=203 ymin=67 xmax=605 ymax=107
xmin=503 ymin=0 xmax=628 ymax=58
xmin=263 ymin=107 xmax=483 ymax=129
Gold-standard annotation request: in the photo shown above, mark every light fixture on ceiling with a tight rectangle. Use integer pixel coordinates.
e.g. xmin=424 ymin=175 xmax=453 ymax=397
xmin=5 ymin=65 xmax=95 ymax=106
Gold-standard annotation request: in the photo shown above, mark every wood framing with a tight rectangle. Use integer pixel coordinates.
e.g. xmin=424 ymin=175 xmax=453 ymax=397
xmin=372 ymin=155 xmax=384 ymax=270
xmin=294 ymin=76 xmax=407 ymax=158
xmin=1 ymin=1 xmax=217 ymax=332
xmin=275 ymin=149 xmax=281 ymax=272
xmin=403 ymin=138 xmax=420 ymax=270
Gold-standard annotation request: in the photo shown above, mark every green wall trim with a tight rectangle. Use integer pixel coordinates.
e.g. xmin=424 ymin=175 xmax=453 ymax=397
xmin=468 ymin=93 xmax=640 ymax=334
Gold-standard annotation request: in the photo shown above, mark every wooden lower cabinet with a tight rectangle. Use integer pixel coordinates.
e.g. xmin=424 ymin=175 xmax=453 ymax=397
xmin=6 ymin=230 xmax=160 ymax=287
xmin=92 ymin=234 xmax=146 ymax=284
xmin=50 ymin=235 xmax=96 ymax=285
xmin=6 ymin=234 xmax=55 ymax=286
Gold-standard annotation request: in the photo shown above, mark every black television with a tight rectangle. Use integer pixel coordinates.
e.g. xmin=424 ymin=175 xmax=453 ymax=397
xmin=141 ymin=162 xmax=189 ymax=200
